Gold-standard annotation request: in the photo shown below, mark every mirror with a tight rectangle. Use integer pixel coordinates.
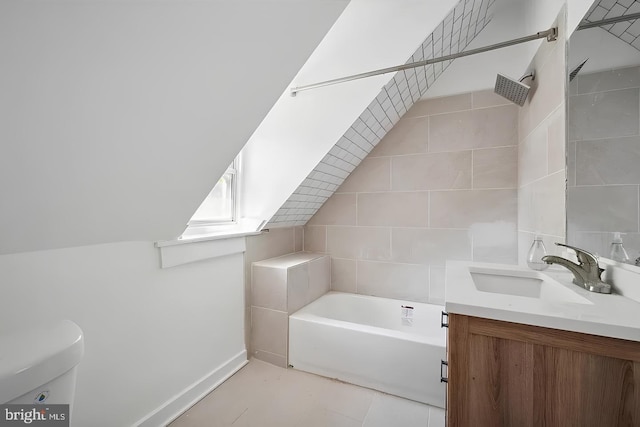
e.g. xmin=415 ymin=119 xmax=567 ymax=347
xmin=567 ymin=0 xmax=640 ymax=266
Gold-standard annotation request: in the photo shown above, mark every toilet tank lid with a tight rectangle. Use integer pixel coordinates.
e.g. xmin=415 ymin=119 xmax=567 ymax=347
xmin=0 ymin=320 xmax=84 ymax=404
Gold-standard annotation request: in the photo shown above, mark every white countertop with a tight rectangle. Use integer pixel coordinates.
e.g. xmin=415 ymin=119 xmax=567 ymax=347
xmin=445 ymin=261 xmax=640 ymax=342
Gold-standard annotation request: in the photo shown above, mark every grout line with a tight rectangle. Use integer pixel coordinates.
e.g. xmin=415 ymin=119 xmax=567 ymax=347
xmin=355 ymin=257 xmax=359 ymax=294
xmin=471 ymin=149 xmax=474 ymax=189
xmin=519 ymin=102 xmax=565 ymax=143
xmin=324 ymin=225 xmax=328 ymax=253
xmin=366 ymin=144 xmax=518 ymax=159
xmin=428 ymin=191 xmax=431 ymax=228
xmin=323 ymin=224 xmax=471 ymax=231
xmin=355 ymin=192 xmax=359 ymax=227
xmin=573 ymin=85 xmax=640 ymax=97
xmin=519 ymin=169 xmax=565 ymax=188
xmin=427 ymin=265 xmax=432 ymax=303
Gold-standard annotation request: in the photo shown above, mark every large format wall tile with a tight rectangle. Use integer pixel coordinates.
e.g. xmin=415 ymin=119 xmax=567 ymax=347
xmin=518 ymin=171 xmax=566 ymax=237
xmin=518 ymin=124 xmax=548 ymax=187
xmin=430 ymin=189 xmax=517 ymax=229
xmin=369 ymin=117 xmax=428 ymax=157
xmin=429 ymin=105 xmax=518 ymax=152
xmin=391 ymin=151 xmax=471 ymax=191
xmin=568 ymin=88 xmax=639 ymax=141
xmin=287 ymin=264 xmax=309 ymax=314
xmin=251 ymin=306 xmax=288 ymax=358
xmin=356 ymin=260 xmax=429 ymax=302
xmin=547 ymin=106 xmax=566 ymax=175
xmin=309 ymin=256 xmax=331 ymax=302
xmin=577 ymin=66 xmax=640 ymax=94
xmin=357 ymin=191 xmax=429 ymax=227
xmin=429 ymin=266 xmax=446 ymax=305
xmin=404 ymin=93 xmax=472 ymax=118
xmin=326 ymin=226 xmax=391 ymax=261
xmin=337 ymin=157 xmax=391 ymax=193
xmin=575 ymin=136 xmax=640 ymax=185
xmin=330 ymin=258 xmax=357 ymax=293
xmin=391 ymin=228 xmax=472 ymax=266
xmin=471 ymin=89 xmax=512 ymax=109
xmin=567 ymin=185 xmax=639 ymax=233
xmin=308 ymin=193 xmax=356 ymax=226
xmin=252 ymin=266 xmax=287 ymax=311
xmin=303 ymin=225 xmax=326 ymax=253
xmin=472 ymin=146 xmax=518 ymax=189
xmin=471 ymin=220 xmax=518 ymax=264
xmin=523 ymin=37 xmax=565 ymax=137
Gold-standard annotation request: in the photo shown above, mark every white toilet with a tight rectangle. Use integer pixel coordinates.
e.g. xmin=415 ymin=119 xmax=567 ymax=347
xmin=0 ymin=320 xmax=84 ymax=414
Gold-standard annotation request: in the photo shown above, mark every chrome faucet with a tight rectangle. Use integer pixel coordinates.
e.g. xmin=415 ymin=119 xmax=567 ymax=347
xmin=542 ymin=243 xmax=611 ymax=294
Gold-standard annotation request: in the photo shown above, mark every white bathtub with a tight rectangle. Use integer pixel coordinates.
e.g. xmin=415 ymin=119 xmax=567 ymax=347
xmin=288 ymin=292 xmax=446 ymax=408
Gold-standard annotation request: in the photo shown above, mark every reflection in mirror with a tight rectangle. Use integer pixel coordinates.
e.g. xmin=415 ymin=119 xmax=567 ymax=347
xmin=567 ymin=0 xmax=640 ymax=265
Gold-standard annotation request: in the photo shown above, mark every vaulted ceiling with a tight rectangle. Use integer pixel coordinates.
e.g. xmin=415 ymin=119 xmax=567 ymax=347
xmin=0 ymin=0 xmax=348 ymax=254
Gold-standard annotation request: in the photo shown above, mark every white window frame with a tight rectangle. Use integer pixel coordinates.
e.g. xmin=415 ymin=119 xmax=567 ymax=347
xmin=187 ymin=155 xmax=241 ymax=228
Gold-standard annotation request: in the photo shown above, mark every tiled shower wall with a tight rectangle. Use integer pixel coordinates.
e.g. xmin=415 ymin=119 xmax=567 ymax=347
xmin=567 ymin=65 xmax=640 ymax=260
xmin=244 ymin=227 xmax=302 ymax=354
xmin=303 ymin=90 xmax=519 ymax=304
xmin=517 ymin=8 xmax=567 ymax=264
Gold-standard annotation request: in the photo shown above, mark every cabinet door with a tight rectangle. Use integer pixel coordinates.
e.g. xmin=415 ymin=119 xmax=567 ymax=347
xmin=447 ymin=314 xmax=640 ymax=427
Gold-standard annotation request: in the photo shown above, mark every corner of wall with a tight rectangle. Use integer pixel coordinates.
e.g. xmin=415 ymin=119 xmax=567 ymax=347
xmin=517 ymin=4 xmax=568 ymax=265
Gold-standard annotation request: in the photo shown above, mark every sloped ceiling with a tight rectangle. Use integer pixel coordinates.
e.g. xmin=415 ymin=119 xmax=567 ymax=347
xmin=0 ymin=0 xmax=348 ymax=254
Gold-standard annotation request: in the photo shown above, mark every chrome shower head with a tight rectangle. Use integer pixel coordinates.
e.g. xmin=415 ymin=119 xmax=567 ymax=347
xmin=494 ymin=73 xmax=533 ymax=106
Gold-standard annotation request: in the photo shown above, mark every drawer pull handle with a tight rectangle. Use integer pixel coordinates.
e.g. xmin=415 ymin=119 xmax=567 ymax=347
xmin=440 ymin=359 xmax=448 ymax=383
xmin=441 ymin=311 xmax=449 ymax=328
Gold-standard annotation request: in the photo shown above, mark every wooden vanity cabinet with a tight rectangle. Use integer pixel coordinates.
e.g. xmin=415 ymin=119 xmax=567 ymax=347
xmin=446 ymin=313 xmax=640 ymax=427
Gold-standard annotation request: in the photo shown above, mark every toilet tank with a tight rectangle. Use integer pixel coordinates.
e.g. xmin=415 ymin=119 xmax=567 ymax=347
xmin=0 ymin=320 xmax=84 ymax=410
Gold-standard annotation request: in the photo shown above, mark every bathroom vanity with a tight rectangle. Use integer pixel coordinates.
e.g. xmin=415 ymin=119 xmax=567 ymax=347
xmin=444 ymin=261 xmax=640 ymax=427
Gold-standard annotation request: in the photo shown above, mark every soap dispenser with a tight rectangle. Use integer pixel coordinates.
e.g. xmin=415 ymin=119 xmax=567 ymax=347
xmin=527 ymin=233 xmax=549 ymax=271
xmin=609 ymin=232 xmax=630 ymax=263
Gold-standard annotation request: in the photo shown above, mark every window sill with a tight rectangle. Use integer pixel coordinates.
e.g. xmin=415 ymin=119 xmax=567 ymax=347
xmin=155 ymin=229 xmax=260 ymax=269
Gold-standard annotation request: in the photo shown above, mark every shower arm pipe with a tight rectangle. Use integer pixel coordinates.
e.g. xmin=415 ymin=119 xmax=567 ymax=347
xmin=576 ymin=11 xmax=640 ymax=31
xmin=290 ymin=27 xmax=558 ymax=96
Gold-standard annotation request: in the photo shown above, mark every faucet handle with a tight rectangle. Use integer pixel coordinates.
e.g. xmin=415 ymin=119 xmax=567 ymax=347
xmin=554 ymin=242 xmax=599 ymax=266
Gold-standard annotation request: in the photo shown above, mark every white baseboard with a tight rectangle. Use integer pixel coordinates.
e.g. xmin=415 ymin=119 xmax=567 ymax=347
xmin=135 ymin=350 xmax=248 ymax=427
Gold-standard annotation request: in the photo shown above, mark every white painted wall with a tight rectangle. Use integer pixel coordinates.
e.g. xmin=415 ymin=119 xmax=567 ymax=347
xmin=0 ymin=0 xmax=347 ymax=254
xmin=0 ymin=242 xmax=245 ymax=426
xmin=240 ymin=0 xmax=459 ymax=224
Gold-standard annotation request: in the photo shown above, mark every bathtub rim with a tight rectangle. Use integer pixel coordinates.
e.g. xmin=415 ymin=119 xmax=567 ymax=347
xmin=289 ymin=291 xmax=445 ymax=347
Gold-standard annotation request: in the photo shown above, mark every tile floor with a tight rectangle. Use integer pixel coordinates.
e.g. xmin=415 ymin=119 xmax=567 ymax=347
xmin=169 ymin=359 xmax=445 ymax=427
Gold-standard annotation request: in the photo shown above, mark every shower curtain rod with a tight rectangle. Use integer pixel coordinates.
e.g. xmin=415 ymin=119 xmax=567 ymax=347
xmin=576 ymin=11 xmax=640 ymax=31
xmin=290 ymin=27 xmax=557 ymax=96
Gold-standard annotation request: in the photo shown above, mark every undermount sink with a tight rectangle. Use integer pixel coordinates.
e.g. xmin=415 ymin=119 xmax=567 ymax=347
xmin=469 ymin=266 xmax=593 ymax=305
